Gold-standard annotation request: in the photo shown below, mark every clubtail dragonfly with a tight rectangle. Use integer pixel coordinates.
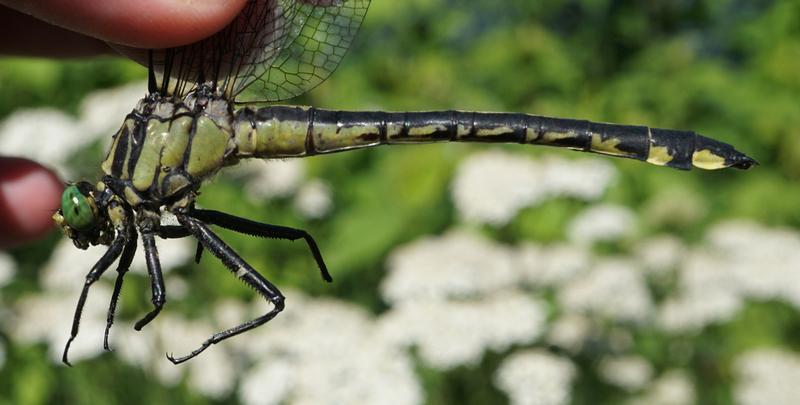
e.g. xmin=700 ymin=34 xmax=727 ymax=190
xmin=53 ymin=0 xmax=756 ymax=365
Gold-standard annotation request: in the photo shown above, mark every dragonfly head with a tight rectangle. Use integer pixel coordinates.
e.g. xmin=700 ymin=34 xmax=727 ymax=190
xmin=53 ymin=181 xmax=113 ymax=249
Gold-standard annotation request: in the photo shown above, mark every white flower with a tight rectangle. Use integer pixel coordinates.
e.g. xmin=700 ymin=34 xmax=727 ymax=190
xmin=294 ymin=179 xmax=333 ymax=219
xmin=79 ymin=81 xmax=147 ymax=139
xmin=514 ymin=243 xmax=590 ymax=288
xmin=598 ymin=355 xmax=654 ymax=392
xmin=378 ymin=291 xmax=545 ymax=370
xmin=236 ymin=291 xmax=422 ymax=405
xmin=634 ymin=236 xmax=686 ymax=278
xmin=10 ymin=284 xmax=112 ymax=364
xmin=656 ymin=252 xmax=742 ymax=332
xmin=114 ymin=314 xmax=239 ymax=397
xmin=546 ymin=313 xmax=592 ymax=354
xmin=0 ymin=252 xmax=16 ymax=288
xmin=538 ymin=156 xmax=616 ymax=201
xmin=628 ymin=370 xmax=695 ymax=405
xmin=130 ymin=236 xmax=193 ymax=275
xmin=734 ymin=349 xmax=800 ymax=405
xmin=240 ymin=359 xmax=294 ymax=405
xmin=381 ymin=230 xmax=517 ymax=304
xmin=0 ymin=108 xmax=85 ymax=176
xmin=707 ymin=221 xmax=800 ymax=308
xmin=239 ymin=159 xmax=306 ymax=200
xmin=566 ymin=204 xmax=636 ymax=245
xmin=558 ymin=259 xmax=653 ymax=323
xmin=494 ymin=350 xmax=577 ymax=405
xmin=451 ymin=150 xmax=546 ymax=225
xmin=451 ymin=151 xmax=616 ymax=226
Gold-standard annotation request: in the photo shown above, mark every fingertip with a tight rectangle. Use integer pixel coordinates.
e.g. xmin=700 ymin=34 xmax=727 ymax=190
xmin=0 ymin=157 xmax=63 ymax=249
xmin=17 ymin=0 xmax=248 ymax=49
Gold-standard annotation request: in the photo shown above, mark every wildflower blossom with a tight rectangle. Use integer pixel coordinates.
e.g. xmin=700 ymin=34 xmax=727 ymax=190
xmin=734 ymin=349 xmax=800 ymax=405
xmin=239 ymin=159 xmax=306 ymax=201
xmin=381 ymin=230 xmax=517 ymax=303
xmin=0 ymin=252 xmax=15 ymax=288
xmin=378 ymin=291 xmax=546 ymax=370
xmin=0 ymin=109 xmax=84 ymax=176
xmin=627 ymin=370 xmax=695 ymax=405
xmin=236 ymin=291 xmax=423 ymax=405
xmin=558 ymin=259 xmax=653 ymax=323
xmin=708 ymin=221 xmax=800 ymax=308
xmin=656 ymin=252 xmax=742 ymax=332
xmin=598 ymin=355 xmax=654 ymax=392
xmin=451 ymin=150 xmax=615 ymax=226
xmin=634 ymin=236 xmax=686 ymax=278
xmin=546 ymin=313 xmax=592 ymax=354
xmin=294 ymin=179 xmax=333 ymax=219
xmin=494 ymin=350 xmax=577 ymax=405
xmin=514 ymin=243 xmax=590 ymax=288
xmin=79 ymin=81 xmax=148 ymax=139
xmin=566 ymin=204 xmax=636 ymax=245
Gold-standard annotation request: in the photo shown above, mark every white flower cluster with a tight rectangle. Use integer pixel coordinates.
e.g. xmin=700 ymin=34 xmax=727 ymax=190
xmin=0 ymin=252 xmax=15 ymax=370
xmin=566 ymin=204 xmax=636 ymax=245
xmin=451 ymin=150 xmax=616 ymax=225
xmin=235 ymin=292 xmax=422 ymax=405
xmin=597 ymin=355 xmax=654 ymax=392
xmin=8 ymin=237 xmax=193 ymax=364
xmin=735 ymin=349 xmax=800 ymax=405
xmin=235 ymin=159 xmax=306 ymax=201
xmin=0 ymin=82 xmax=146 ymax=177
xmin=494 ymin=350 xmax=577 ymax=405
xmin=380 ymin=230 xmax=547 ymax=370
xmin=558 ymin=259 xmax=653 ymax=324
xmin=627 ymin=370 xmax=695 ymax=405
xmin=657 ymin=221 xmax=800 ymax=333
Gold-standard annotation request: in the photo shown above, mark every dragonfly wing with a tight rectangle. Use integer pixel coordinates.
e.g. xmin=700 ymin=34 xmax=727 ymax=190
xmin=143 ymin=0 xmax=369 ymax=101
xmin=233 ymin=0 xmax=370 ymax=102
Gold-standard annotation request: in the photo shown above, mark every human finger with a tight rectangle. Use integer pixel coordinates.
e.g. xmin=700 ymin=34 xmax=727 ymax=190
xmin=0 ymin=0 xmax=247 ymax=49
xmin=0 ymin=157 xmax=63 ymax=249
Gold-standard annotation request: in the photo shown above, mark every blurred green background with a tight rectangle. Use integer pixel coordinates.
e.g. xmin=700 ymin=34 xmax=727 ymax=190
xmin=1 ymin=0 xmax=799 ymax=404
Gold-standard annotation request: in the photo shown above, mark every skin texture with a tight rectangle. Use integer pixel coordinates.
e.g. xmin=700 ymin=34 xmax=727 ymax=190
xmin=0 ymin=0 xmax=246 ymax=248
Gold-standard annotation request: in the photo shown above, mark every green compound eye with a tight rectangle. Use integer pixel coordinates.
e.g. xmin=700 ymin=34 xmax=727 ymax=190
xmin=61 ymin=185 xmax=96 ymax=231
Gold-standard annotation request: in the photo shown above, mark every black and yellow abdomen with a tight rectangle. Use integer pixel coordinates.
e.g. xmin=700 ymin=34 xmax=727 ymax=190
xmin=230 ymin=106 xmax=756 ymax=171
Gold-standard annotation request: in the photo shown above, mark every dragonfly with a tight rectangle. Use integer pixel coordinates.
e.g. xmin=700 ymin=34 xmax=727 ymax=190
xmin=53 ymin=0 xmax=756 ymax=365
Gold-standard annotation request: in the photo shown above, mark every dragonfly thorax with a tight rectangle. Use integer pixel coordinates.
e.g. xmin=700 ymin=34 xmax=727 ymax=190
xmin=100 ymin=90 xmax=236 ymax=210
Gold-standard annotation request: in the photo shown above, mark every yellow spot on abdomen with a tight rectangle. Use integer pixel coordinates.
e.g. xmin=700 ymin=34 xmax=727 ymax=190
xmin=692 ymin=149 xmax=728 ymax=170
xmin=590 ymin=134 xmax=628 ymax=156
xmin=646 ymin=145 xmax=674 ymax=166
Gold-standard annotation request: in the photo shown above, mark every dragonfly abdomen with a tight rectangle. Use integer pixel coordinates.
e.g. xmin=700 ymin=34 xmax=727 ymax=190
xmin=231 ymin=106 xmax=755 ymax=171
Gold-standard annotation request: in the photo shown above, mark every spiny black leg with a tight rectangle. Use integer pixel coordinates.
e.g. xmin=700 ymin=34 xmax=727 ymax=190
xmin=157 ymin=225 xmax=204 ymax=263
xmin=157 ymin=225 xmax=191 ymax=239
xmin=191 ymin=209 xmax=331 ymax=282
xmin=170 ymin=213 xmax=285 ymax=364
xmin=194 ymin=242 xmax=204 ymax=264
xmin=62 ymin=233 xmax=126 ymax=366
xmin=133 ymin=230 xmax=166 ymax=331
xmin=104 ymin=227 xmax=137 ymax=351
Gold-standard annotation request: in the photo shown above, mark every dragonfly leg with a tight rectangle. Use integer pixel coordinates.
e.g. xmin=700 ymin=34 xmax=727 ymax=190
xmin=133 ymin=229 xmax=167 ymax=331
xmin=169 ymin=213 xmax=285 ymax=364
xmin=159 ymin=225 xmax=204 ymax=264
xmin=190 ymin=208 xmax=332 ymax=282
xmin=62 ymin=232 xmax=127 ymax=366
xmin=103 ymin=226 xmax=138 ymax=351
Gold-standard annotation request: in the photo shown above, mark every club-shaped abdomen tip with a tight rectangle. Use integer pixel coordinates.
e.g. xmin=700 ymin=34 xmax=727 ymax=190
xmin=692 ymin=134 xmax=758 ymax=170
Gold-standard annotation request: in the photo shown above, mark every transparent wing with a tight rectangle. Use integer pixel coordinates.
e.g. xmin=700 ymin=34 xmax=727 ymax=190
xmin=146 ymin=0 xmax=369 ymax=102
xmin=234 ymin=0 xmax=370 ymax=102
